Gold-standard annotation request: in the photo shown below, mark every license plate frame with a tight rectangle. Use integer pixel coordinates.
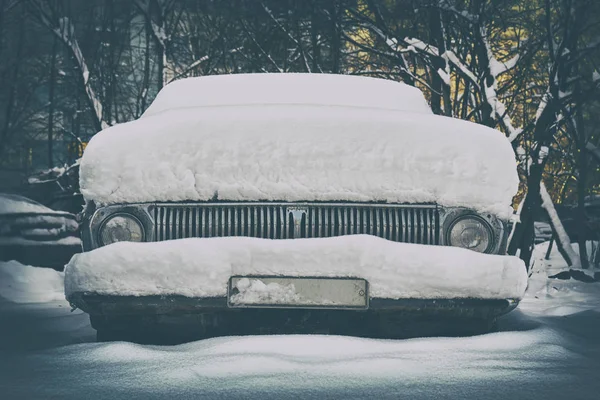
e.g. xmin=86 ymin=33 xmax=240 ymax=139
xmin=227 ymin=276 xmax=369 ymax=310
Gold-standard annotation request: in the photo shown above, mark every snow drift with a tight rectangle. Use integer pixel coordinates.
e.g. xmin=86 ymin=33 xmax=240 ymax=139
xmin=65 ymin=235 xmax=527 ymax=300
xmin=79 ymin=74 xmax=519 ymax=219
xmin=0 ymin=260 xmax=65 ymax=303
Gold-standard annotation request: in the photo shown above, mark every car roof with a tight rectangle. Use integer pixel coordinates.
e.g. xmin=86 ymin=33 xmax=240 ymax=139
xmin=142 ymin=73 xmax=434 ymax=118
xmin=0 ymin=193 xmax=74 ymax=218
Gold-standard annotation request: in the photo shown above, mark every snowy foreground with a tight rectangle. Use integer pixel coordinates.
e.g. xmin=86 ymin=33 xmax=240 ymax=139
xmin=1 ymin=244 xmax=600 ymax=399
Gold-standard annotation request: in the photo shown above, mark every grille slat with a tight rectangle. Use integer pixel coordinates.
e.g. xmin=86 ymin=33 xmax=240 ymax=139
xmin=152 ymin=204 xmax=439 ymax=245
xmin=393 ymin=208 xmax=399 ymax=241
xmin=281 ymin=206 xmax=287 ymax=239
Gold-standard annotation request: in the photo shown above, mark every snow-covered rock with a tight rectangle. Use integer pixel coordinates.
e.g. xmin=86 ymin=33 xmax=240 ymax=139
xmin=65 ymin=235 xmax=527 ymax=300
xmin=79 ymin=74 xmax=519 ymax=219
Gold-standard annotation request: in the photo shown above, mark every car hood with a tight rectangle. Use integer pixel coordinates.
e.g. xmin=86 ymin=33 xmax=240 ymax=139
xmin=79 ymin=105 xmax=519 ymax=219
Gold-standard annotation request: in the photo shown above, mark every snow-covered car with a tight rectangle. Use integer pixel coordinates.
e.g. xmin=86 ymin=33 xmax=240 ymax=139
xmin=65 ymin=74 xmax=527 ymax=342
xmin=0 ymin=193 xmax=81 ymax=269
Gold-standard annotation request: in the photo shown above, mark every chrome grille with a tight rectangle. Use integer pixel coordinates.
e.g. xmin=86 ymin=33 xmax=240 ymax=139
xmin=151 ymin=203 xmax=440 ymax=245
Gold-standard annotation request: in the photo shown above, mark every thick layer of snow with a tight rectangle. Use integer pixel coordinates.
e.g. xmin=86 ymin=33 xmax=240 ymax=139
xmin=142 ymin=74 xmax=433 ymax=117
xmin=65 ymin=235 xmax=527 ymax=300
xmin=81 ymin=77 xmax=519 ymax=218
xmin=0 ymin=261 xmax=65 ymax=303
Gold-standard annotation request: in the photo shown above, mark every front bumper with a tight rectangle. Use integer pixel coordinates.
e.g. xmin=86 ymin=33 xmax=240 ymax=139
xmin=70 ymin=292 xmax=520 ymax=341
xmin=68 ymin=292 xmax=519 ymax=320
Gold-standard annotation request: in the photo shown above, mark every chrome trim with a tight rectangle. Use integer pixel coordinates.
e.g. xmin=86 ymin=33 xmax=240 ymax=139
xmin=439 ymin=208 xmax=505 ymax=254
xmin=97 ymin=212 xmax=146 ymax=247
xmin=83 ymin=202 xmax=506 ymax=255
xmin=147 ymin=202 xmax=440 ymax=246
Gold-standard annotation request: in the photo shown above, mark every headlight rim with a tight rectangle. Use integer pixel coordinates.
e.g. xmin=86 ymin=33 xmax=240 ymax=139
xmin=445 ymin=214 xmax=495 ymax=254
xmin=97 ymin=212 xmax=146 ymax=247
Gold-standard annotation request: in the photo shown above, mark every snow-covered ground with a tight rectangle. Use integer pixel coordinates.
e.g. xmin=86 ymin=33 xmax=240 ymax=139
xmin=522 ymin=241 xmax=600 ymax=316
xmin=1 ymin=243 xmax=600 ymax=399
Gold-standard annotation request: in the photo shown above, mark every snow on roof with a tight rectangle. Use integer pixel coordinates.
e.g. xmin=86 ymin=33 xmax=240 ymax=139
xmin=142 ymin=73 xmax=433 ymax=117
xmin=65 ymin=235 xmax=527 ymax=301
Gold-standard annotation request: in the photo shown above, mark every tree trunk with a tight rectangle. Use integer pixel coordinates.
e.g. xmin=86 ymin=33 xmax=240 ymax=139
xmin=428 ymin=7 xmax=451 ymax=116
xmin=310 ymin=2 xmax=320 ymax=72
xmin=0 ymin=6 xmax=24 ymax=160
xmin=428 ymin=7 xmax=442 ymax=115
xmin=576 ymin=134 xmax=590 ymax=269
xmin=329 ymin=0 xmax=340 ymax=73
xmin=47 ymin=35 xmax=58 ymax=168
xmin=541 ymin=182 xmax=579 ymax=268
xmin=508 ymin=161 xmax=544 ymax=269
xmin=140 ymin=16 xmax=151 ymax=113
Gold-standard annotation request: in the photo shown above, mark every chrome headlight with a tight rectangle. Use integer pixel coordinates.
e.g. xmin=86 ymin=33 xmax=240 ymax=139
xmin=99 ymin=213 xmax=145 ymax=246
xmin=446 ymin=215 xmax=493 ymax=253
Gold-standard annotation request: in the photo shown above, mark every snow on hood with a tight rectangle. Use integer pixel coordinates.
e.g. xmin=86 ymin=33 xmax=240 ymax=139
xmin=80 ymin=74 xmax=519 ymax=219
xmin=65 ymin=235 xmax=528 ymax=301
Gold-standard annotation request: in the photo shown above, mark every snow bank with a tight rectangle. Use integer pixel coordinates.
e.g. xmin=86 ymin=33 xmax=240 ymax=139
xmin=142 ymin=73 xmax=433 ymax=117
xmin=65 ymin=235 xmax=527 ymax=300
xmin=520 ymin=241 xmax=600 ymax=316
xmin=21 ymin=327 xmax=588 ymax=398
xmin=0 ymin=260 xmax=65 ymax=303
xmin=80 ymin=76 xmax=519 ymax=218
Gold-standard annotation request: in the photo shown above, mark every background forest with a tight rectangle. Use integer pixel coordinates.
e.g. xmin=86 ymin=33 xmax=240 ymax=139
xmin=0 ymin=0 xmax=599 ymax=268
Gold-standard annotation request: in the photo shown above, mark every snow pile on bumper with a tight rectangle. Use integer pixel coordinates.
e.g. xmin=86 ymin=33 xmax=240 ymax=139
xmin=64 ymin=235 xmax=527 ymax=300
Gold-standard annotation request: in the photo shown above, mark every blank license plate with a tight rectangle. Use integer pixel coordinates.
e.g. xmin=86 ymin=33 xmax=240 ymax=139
xmin=228 ymin=276 xmax=369 ymax=309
